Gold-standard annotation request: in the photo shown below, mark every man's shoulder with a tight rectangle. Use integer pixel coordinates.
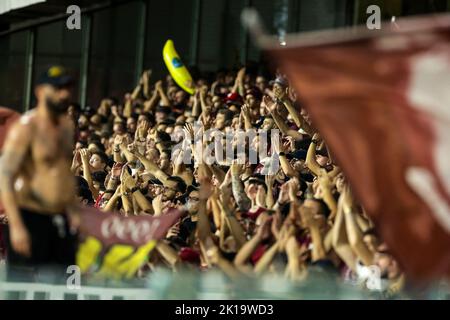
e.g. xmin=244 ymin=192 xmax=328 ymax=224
xmin=10 ymin=110 xmax=36 ymax=133
xmin=2 ymin=111 xmax=35 ymax=145
xmin=18 ymin=110 xmax=37 ymax=126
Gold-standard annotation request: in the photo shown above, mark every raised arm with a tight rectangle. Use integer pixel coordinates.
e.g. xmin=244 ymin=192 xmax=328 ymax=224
xmin=331 ymin=193 xmax=357 ymax=271
xmin=305 ymin=133 xmax=322 ymax=177
xmin=230 ymin=162 xmax=251 ymax=212
xmin=218 ymin=187 xmax=246 ymax=250
xmin=231 ymin=67 xmax=245 ymax=97
xmin=121 ymin=169 xmax=153 ymax=214
xmin=143 ymin=87 xmax=160 ymax=113
xmin=134 ymin=151 xmax=170 ymax=186
xmin=342 ymin=186 xmax=374 ymax=266
xmin=318 ymin=171 xmax=338 ymax=221
xmin=79 ymin=148 xmax=99 ymax=200
xmin=102 ymin=185 xmax=122 ymax=212
xmin=300 ymin=206 xmax=326 ymax=262
xmin=262 ymin=96 xmax=303 ymax=141
xmin=273 ymin=140 xmax=297 ymax=179
xmin=155 ymin=80 xmax=170 ymax=107
xmin=234 ymin=220 xmax=267 ymax=273
xmin=191 ymin=89 xmax=201 ymax=119
xmin=241 ymin=104 xmax=253 ymax=130
xmin=142 ymin=70 xmax=152 ymax=99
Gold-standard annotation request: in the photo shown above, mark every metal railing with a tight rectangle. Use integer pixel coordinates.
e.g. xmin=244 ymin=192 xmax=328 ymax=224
xmin=1 ymin=266 xmax=449 ymax=300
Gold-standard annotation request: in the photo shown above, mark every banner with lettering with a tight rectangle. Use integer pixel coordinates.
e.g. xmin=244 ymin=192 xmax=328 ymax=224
xmin=76 ymin=206 xmax=181 ymax=279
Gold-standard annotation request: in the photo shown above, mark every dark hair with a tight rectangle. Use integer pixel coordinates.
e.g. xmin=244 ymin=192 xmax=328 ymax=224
xmin=312 ymin=198 xmax=331 ymax=218
xmin=363 ymin=227 xmax=379 ymax=238
xmin=298 ymin=178 xmax=308 ymax=195
xmin=76 ymin=140 xmax=88 ymax=148
xmin=217 ymin=108 xmax=233 ymax=124
xmin=248 ymin=175 xmax=267 ymax=192
xmin=88 ymin=140 xmax=106 ymax=152
xmin=91 ymin=151 xmax=110 ymax=167
xmin=155 ymin=130 xmax=172 ymax=143
xmin=92 ymin=171 xmax=107 ymax=190
xmin=75 ymin=176 xmax=94 ymax=205
xmin=167 ymin=176 xmax=187 ymax=194
xmin=186 ymin=185 xmax=199 ymax=195
xmin=88 ymin=133 xmax=101 ymax=143
xmin=70 ymin=102 xmax=81 ymax=113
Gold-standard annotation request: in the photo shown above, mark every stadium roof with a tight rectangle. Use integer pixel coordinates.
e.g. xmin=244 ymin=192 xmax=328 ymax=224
xmin=0 ymin=0 xmax=126 ymax=33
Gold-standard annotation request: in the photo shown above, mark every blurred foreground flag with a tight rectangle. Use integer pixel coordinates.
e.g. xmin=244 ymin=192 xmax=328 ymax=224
xmin=76 ymin=206 xmax=181 ymax=279
xmin=0 ymin=107 xmax=20 ymax=151
xmin=262 ymin=14 xmax=450 ymax=281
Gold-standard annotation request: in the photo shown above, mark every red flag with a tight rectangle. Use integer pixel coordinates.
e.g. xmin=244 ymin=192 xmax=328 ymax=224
xmin=0 ymin=107 xmax=20 ymax=216
xmin=0 ymin=107 xmax=20 ymax=151
xmin=265 ymin=15 xmax=450 ymax=281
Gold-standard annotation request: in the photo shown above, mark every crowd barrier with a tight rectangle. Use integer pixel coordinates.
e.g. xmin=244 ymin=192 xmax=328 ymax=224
xmin=1 ymin=266 xmax=449 ymax=300
xmin=0 ymin=282 xmax=153 ymax=300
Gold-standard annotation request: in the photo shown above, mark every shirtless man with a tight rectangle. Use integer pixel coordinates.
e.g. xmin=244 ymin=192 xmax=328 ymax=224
xmin=0 ymin=66 xmax=79 ymax=281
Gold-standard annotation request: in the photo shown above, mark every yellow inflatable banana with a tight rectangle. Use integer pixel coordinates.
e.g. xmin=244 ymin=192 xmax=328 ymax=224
xmin=163 ymin=39 xmax=194 ymax=95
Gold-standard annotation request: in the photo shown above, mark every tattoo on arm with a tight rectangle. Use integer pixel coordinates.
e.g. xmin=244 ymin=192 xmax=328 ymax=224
xmin=231 ymin=175 xmax=251 ymax=211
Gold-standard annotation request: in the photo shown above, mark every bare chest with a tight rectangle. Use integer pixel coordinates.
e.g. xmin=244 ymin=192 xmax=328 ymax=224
xmin=30 ymin=125 xmax=73 ymax=163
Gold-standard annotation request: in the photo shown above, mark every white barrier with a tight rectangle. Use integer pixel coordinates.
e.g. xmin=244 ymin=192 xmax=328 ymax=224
xmin=0 ymin=282 xmax=155 ymax=300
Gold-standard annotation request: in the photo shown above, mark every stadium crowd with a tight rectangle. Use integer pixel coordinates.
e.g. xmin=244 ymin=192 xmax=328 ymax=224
xmin=0 ymin=66 xmax=405 ymax=298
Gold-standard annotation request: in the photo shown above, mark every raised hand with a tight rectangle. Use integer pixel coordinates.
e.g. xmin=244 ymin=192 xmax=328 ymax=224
xmin=277 ymin=182 xmax=290 ymax=205
xmin=155 ymin=80 xmax=163 ymax=92
xmin=230 ymin=160 xmax=244 ymax=177
xmin=79 ymin=148 xmax=90 ymax=163
xmin=198 ymin=176 xmax=214 ymax=201
xmin=265 ymin=173 xmax=276 ymax=188
xmin=111 ymin=162 xmax=123 ymax=179
xmin=286 ymin=86 xmax=297 ymax=102
xmin=152 ymin=194 xmax=164 ymax=216
xmin=236 ymin=67 xmax=246 ymax=81
xmin=71 ymin=150 xmax=82 ymax=169
xmin=273 ymin=85 xmax=286 ymax=101
xmin=136 ymin=120 xmax=149 ymax=140
xmin=114 ymin=134 xmax=124 ymax=148
xmin=262 ymin=95 xmax=277 ymax=113
xmin=120 ymin=165 xmax=137 ymax=191
xmin=288 ymin=178 xmax=300 ymax=202
xmin=241 ymin=104 xmax=251 ymax=119
xmin=183 ymin=123 xmax=194 ymax=140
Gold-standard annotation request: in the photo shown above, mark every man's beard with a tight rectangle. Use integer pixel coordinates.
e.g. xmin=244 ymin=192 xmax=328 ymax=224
xmin=46 ymin=97 xmax=70 ymax=115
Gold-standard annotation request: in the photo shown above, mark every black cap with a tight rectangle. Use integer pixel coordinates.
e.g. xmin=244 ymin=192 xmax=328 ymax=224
xmin=37 ymin=66 xmax=73 ymax=88
xmin=155 ymin=105 xmax=171 ymax=114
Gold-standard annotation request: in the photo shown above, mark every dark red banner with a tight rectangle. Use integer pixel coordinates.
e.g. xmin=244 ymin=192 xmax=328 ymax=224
xmin=267 ymin=16 xmax=450 ymax=281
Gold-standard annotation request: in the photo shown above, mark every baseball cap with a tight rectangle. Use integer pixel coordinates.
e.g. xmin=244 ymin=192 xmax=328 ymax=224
xmin=37 ymin=66 xmax=74 ymax=88
xmin=269 ymin=76 xmax=288 ymax=88
xmin=287 ymin=150 xmax=307 ymax=161
xmin=224 ymin=92 xmax=243 ymax=106
xmin=155 ymin=105 xmax=171 ymax=114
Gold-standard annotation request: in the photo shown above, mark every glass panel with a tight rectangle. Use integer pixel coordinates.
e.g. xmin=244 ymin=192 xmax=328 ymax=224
xmin=34 ymin=20 xmax=82 ymax=108
xmin=145 ymin=0 xmax=195 ymax=80
xmin=88 ymin=2 xmax=139 ymax=109
xmin=0 ymin=32 xmax=27 ymax=112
